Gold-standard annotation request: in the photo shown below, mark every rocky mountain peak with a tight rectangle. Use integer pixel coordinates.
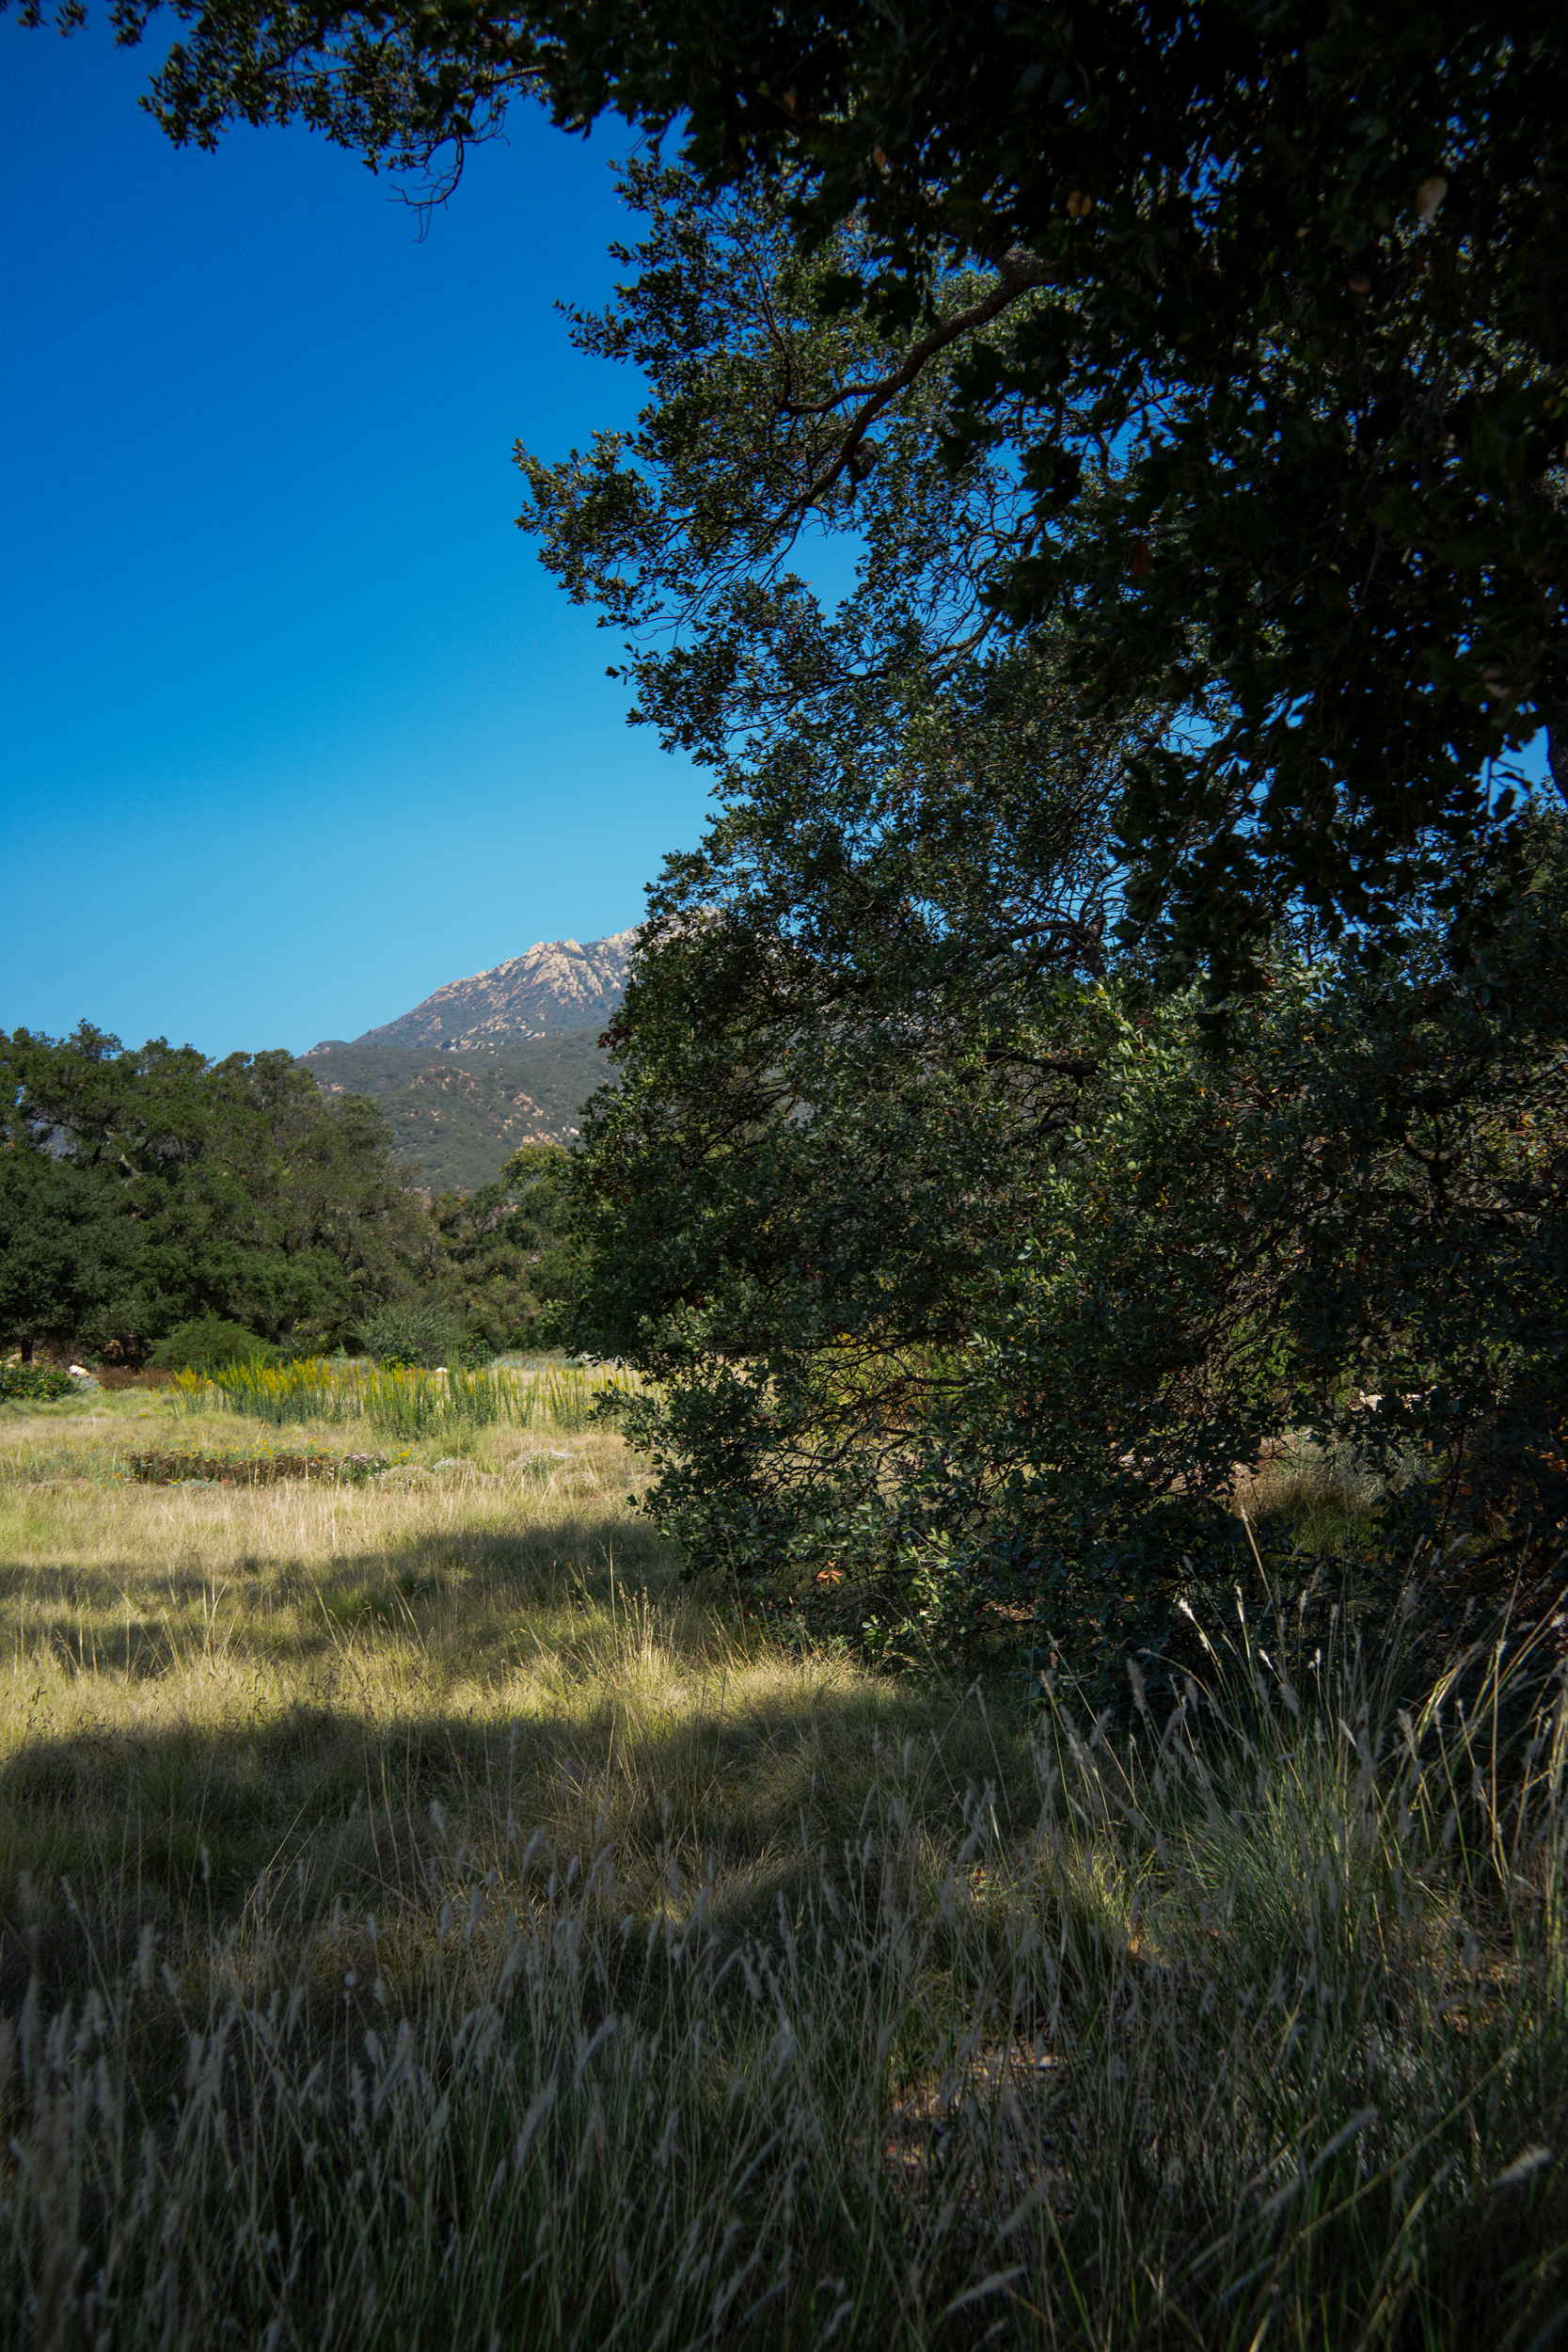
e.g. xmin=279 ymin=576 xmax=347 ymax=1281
xmin=305 ymin=928 xmax=639 ymax=1056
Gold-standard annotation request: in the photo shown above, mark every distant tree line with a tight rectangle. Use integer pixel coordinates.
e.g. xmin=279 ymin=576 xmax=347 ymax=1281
xmin=0 ymin=1025 xmax=578 ymax=1365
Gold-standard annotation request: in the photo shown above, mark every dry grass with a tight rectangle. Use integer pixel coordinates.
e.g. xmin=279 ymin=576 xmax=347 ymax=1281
xmin=1 ymin=1387 xmax=1565 ymax=2348
xmin=0 ymin=1392 xmax=1010 ymax=1937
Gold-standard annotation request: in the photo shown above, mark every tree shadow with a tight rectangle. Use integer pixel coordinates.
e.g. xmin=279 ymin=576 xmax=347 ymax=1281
xmin=0 ymin=1502 xmax=680 ymax=1680
xmin=0 ymin=1517 xmax=1019 ymax=2016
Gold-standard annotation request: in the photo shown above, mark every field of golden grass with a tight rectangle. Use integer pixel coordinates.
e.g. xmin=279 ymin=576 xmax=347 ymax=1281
xmin=0 ymin=1383 xmax=1564 ymax=2349
xmin=0 ymin=1390 xmax=1018 ymax=1937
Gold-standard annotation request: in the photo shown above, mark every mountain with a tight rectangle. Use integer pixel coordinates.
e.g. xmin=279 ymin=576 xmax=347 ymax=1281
xmin=305 ymin=930 xmax=638 ymax=1057
xmin=300 ymin=1033 xmax=610 ymax=1194
xmin=297 ymin=930 xmax=638 ymax=1189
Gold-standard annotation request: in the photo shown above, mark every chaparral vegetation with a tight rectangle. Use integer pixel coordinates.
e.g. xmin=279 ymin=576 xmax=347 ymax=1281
xmin=5 ymin=0 xmax=1568 ymax=2342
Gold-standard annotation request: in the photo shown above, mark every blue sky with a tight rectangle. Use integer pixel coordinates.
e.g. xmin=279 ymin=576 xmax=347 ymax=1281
xmin=1 ymin=18 xmax=711 ymax=1057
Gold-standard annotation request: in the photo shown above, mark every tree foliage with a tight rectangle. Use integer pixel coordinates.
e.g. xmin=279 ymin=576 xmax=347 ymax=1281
xmin=430 ymin=1142 xmax=580 ymax=1350
xmin=12 ymin=0 xmax=1568 ymax=1659
xmin=147 ymin=1315 xmax=282 ymax=1372
xmin=0 ymin=1151 xmax=144 ymax=1364
xmin=0 ymin=1025 xmax=430 ymax=1357
xmin=575 ymin=752 xmax=1568 ymax=1671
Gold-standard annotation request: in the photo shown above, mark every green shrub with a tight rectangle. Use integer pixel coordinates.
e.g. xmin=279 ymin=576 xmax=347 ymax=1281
xmin=149 ymin=1316 xmax=279 ymax=1375
xmin=0 ymin=1362 xmax=76 ymax=1403
xmin=360 ymin=1302 xmax=461 ymax=1370
xmin=128 ymin=1446 xmax=397 ymax=1486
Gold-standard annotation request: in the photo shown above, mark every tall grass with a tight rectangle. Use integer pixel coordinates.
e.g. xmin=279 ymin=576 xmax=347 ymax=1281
xmin=176 ymin=1357 xmax=640 ymax=1440
xmin=1 ymin=1503 xmax=1563 ymax=2344
xmin=174 ymin=1358 xmax=349 ymax=1423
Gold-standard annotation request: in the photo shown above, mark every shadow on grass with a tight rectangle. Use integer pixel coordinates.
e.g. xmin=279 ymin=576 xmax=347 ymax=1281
xmin=0 ymin=1520 xmax=1029 ymax=2014
xmin=0 ymin=1503 xmax=678 ymax=1673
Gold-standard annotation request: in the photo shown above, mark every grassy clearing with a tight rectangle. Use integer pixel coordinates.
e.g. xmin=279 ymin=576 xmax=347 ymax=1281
xmin=0 ymin=1386 xmax=1564 ymax=2347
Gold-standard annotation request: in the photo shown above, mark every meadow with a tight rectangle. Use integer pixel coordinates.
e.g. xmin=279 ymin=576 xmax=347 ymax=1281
xmin=0 ymin=1371 xmax=1564 ymax=2348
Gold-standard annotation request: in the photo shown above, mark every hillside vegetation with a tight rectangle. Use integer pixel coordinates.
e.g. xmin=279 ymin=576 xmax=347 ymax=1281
xmin=297 ymin=1032 xmax=610 ymax=1192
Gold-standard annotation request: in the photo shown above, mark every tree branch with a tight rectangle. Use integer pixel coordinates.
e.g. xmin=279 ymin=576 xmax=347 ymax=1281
xmin=778 ymin=248 xmax=1047 ymax=517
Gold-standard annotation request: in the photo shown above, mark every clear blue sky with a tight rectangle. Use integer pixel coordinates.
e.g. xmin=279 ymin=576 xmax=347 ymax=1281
xmin=1 ymin=17 xmax=711 ymax=1057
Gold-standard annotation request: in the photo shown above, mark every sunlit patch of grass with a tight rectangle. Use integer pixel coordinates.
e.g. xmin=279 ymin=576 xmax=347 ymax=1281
xmin=1233 ymin=1429 xmax=1397 ymax=1555
xmin=168 ymin=1354 xmax=645 ymax=1438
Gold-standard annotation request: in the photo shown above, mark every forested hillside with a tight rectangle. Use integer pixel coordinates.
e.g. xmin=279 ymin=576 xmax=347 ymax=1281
xmin=294 ymin=932 xmax=626 ymax=1186
xmin=296 ymin=1031 xmax=609 ymax=1190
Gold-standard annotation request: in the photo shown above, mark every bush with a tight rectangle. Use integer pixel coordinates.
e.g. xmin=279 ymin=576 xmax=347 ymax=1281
xmin=128 ymin=1447 xmax=395 ymax=1486
xmin=0 ymin=1361 xmax=76 ymax=1403
xmin=360 ymin=1301 xmax=461 ymax=1370
xmin=148 ymin=1317 xmax=280 ymax=1375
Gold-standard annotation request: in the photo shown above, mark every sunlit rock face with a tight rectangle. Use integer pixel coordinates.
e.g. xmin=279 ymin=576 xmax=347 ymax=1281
xmin=306 ymin=930 xmax=640 ymax=1055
